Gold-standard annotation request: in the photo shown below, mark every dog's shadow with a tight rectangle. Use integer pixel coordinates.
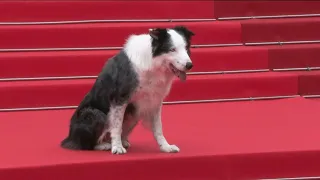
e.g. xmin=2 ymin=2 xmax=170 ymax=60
xmin=126 ymin=143 xmax=160 ymax=154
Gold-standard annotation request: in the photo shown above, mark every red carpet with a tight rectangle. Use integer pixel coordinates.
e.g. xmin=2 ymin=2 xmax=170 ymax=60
xmin=0 ymin=1 xmax=215 ymax=22
xmin=241 ymin=17 xmax=320 ymax=43
xmin=0 ymin=46 xmax=269 ymax=78
xmin=2 ymin=1 xmax=320 ymax=22
xmin=0 ymin=21 xmax=241 ymax=49
xmin=0 ymin=98 xmax=320 ymax=180
xmin=299 ymin=71 xmax=320 ymax=96
xmin=214 ymin=1 xmax=320 ymax=18
xmin=0 ymin=72 xmax=300 ymax=109
xmin=1 ymin=17 xmax=320 ymax=49
xmin=3 ymin=44 xmax=320 ymax=79
xmin=1 ymin=1 xmax=320 ymax=179
xmin=269 ymin=44 xmax=320 ymax=69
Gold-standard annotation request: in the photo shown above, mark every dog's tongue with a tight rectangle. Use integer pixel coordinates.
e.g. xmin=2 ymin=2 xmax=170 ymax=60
xmin=178 ymin=71 xmax=187 ymax=81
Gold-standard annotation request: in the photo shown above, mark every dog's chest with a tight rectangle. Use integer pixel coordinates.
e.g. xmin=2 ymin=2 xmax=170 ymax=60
xmin=131 ymin=73 xmax=173 ymax=113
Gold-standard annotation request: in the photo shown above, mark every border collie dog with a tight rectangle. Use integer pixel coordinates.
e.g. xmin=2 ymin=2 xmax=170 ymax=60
xmin=61 ymin=26 xmax=195 ymax=154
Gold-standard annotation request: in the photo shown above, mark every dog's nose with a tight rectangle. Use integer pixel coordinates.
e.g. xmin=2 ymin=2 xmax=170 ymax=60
xmin=185 ymin=62 xmax=193 ymax=70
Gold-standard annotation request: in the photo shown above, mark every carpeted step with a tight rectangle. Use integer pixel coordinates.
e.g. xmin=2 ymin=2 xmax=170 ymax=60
xmin=241 ymin=17 xmax=320 ymax=43
xmin=1 ymin=17 xmax=319 ymax=49
xmin=0 ymin=72 xmax=298 ymax=109
xmin=269 ymin=44 xmax=320 ymax=70
xmin=0 ymin=1 xmax=214 ymax=22
xmin=2 ymin=1 xmax=320 ymax=22
xmin=0 ymin=98 xmax=320 ymax=180
xmin=0 ymin=46 xmax=269 ymax=78
xmin=299 ymin=71 xmax=320 ymax=96
xmin=306 ymin=98 xmax=320 ymax=101
xmin=3 ymin=43 xmax=320 ymax=79
xmin=0 ymin=21 xmax=241 ymax=49
xmin=214 ymin=1 xmax=320 ymax=18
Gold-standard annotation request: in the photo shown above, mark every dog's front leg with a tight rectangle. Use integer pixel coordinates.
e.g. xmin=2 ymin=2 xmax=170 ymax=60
xmin=109 ymin=104 xmax=127 ymax=154
xmin=150 ymin=105 xmax=180 ymax=153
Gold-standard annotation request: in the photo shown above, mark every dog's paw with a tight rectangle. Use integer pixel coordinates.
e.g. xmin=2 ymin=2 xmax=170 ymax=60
xmin=122 ymin=140 xmax=130 ymax=149
xmin=111 ymin=145 xmax=127 ymax=154
xmin=160 ymin=144 xmax=180 ymax=153
xmin=94 ymin=142 xmax=111 ymax=151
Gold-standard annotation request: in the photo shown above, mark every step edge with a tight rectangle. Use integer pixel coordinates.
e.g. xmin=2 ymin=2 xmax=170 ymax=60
xmin=0 ymin=95 xmax=300 ymax=112
xmin=2 ymin=40 xmax=320 ymax=52
xmin=0 ymin=69 xmax=271 ymax=82
xmin=2 ymin=42 xmax=320 ymax=55
xmin=218 ymin=13 xmax=320 ymax=21
xmin=0 ymin=18 xmax=217 ymax=25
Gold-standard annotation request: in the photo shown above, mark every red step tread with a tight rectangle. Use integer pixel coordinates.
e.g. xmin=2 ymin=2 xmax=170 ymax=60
xmin=0 ymin=98 xmax=320 ymax=179
xmin=0 ymin=72 xmax=298 ymax=109
xmin=0 ymin=21 xmax=241 ymax=49
xmin=214 ymin=1 xmax=320 ymax=18
xmin=241 ymin=17 xmax=320 ymax=43
xmin=268 ymin=44 xmax=320 ymax=69
xmin=0 ymin=1 xmax=214 ymax=22
xmin=0 ymin=46 xmax=269 ymax=78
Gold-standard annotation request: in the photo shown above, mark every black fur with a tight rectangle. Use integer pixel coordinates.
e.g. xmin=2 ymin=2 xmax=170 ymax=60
xmin=173 ymin=26 xmax=195 ymax=56
xmin=61 ymin=50 xmax=139 ymax=150
xmin=150 ymin=28 xmax=172 ymax=57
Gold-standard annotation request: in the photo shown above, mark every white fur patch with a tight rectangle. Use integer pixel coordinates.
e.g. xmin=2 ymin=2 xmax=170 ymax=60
xmin=124 ymin=34 xmax=153 ymax=70
xmin=124 ymin=32 xmax=177 ymax=117
xmin=167 ymin=29 xmax=192 ymax=71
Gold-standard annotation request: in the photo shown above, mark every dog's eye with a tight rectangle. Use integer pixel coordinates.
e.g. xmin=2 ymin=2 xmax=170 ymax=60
xmin=170 ymin=48 xmax=176 ymax=52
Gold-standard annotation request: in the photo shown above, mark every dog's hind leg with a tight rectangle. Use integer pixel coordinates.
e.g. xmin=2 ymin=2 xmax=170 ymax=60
xmin=121 ymin=114 xmax=139 ymax=148
xmin=94 ymin=142 xmax=112 ymax=151
xmin=95 ymin=113 xmax=138 ymax=150
xmin=61 ymin=108 xmax=107 ymax=150
xmin=94 ymin=115 xmax=137 ymax=151
xmin=121 ymin=103 xmax=139 ymax=149
xmin=94 ymin=131 xmax=112 ymax=151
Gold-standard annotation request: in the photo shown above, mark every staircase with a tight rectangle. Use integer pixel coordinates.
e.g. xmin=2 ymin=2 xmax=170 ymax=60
xmin=1 ymin=1 xmax=320 ymax=180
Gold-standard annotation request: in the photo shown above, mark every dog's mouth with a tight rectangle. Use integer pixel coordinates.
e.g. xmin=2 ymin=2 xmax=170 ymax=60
xmin=170 ymin=64 xmax=187 ymax=81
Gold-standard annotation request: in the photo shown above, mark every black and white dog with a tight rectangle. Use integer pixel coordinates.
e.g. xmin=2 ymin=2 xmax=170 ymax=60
xmin=61 ymin=26 xmax=195 ymax=154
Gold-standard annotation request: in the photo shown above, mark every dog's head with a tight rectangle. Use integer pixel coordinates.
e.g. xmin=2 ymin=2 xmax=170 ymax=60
xmin=149 ymin=26 xmax=195 ymax=81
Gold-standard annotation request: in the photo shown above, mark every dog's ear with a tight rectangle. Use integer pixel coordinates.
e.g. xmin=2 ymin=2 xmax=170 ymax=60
xmin=149 ymin=28 xmax=168 ymax=40
xmin=173 ymin=26 xmax=195 ymax=38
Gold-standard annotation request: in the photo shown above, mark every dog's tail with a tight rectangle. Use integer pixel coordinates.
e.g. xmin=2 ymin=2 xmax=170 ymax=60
xmin=61 ymin=108 xmax=107 ymax=150
xmin=60 ymin=124 xmax=94 ymax=150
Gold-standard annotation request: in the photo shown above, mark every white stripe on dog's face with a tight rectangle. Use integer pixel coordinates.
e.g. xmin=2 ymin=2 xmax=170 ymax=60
xmin=167 ymin=29 xmax=192 ymax=71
